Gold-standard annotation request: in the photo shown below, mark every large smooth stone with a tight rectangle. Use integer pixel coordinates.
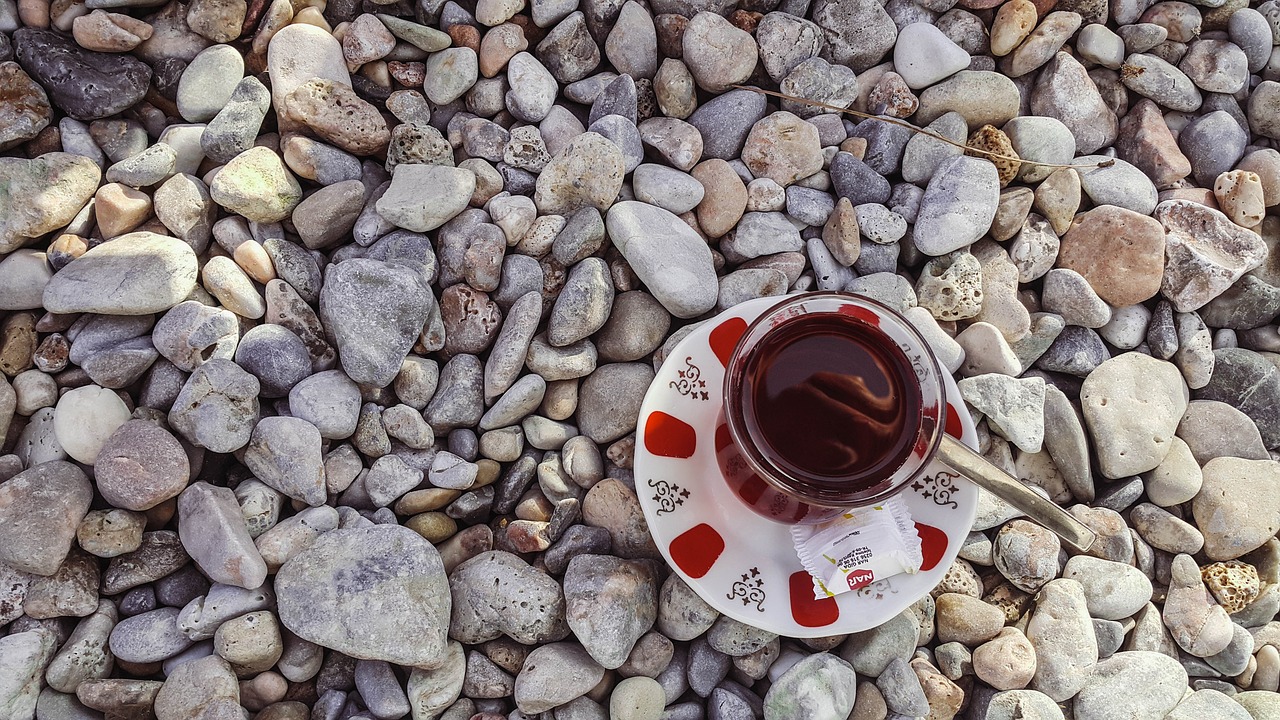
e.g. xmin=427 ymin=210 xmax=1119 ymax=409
xmin=42 ymin=233 xmax=198 ymax=315
xmin=275 ymin=525 xmax=452 ymax=669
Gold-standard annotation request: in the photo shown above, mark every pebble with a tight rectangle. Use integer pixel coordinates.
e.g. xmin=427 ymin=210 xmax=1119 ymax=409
xmin=984 ymin=689 xmax=1065 ymax=720
xmin=15 ymin=28 xmax=150 ymax=121
xmin=741 ymin=111 xmax=823 ymax=187
xmin=176 ymin=44 xmax=242 ymax=123
xmin=632 ymin=164 xmax=704 ymax=214
xmin=168 ymin=359 xmax=260 ymax=454
xmin=1080 ymin=352 xmax=1189 ymax=479
xmin=894 ymin=22 xmax=970 ymax=89
xmin=209 ymin=147 xmax=302 ymax=224
xmin=1195 ymin=348 xmax=1280 ymax=448
xmin=1057 ymin=205 xmax=1165 ymax=307
xmin=973 ymin=628 xmax=1036 ymax=691
xmin=679 ymin=88 xmax=760 ymax=161
xmin=514 ymin=642 xmax=605 ymax=714
xmin=936 ymin=593 xmax=1005 ymax=646
xmin=563 ymin=554 xmax=658 ymax=669
xmin=811 ymin=0 xmax=898 ymax=72
xmin=42 ymin=232 xmax=197 ymax=315
xmin=319 ymin=259 xmax=432 ymax=388
xmin=605 ymin=201 xmax=717 ymax=318
xmin=610 ymin=676 xmax=665 ymax=720
xmin=1073 ymin=652 xmax=1188 ymax=720
xmin=1181 ymin=111 xmax=1249 ymax=189
xmin=3 ymin=0 xmax=1280 ymax=715
xmin=276 ymin=525 xmax=450 ymax=668
xmin=957 ymin=374 xmax=1045 ymax=452
xmin=919 ymin=150 xmax=1001 ymax=241
xmin=95 ymin=420 xmax=189 ymax=512
xmin=1029 ymin=52 xmax=1118 ymax=154
xmin=1026 ymin=579 xmax=1097 ymax=702
xmin=177 ymin=482 xmax=267 ymax=590
xmin=682 ymin=11 xmax=756 ymax=92
xmin=1061 ymin=555 xmax=1153 ymax=620
xmin=377 ymin=164 xmax=476 ymax=232
xmin=450 ymin=550 xmax=569 ymax=643
xmin=764 ymin=653 xmax=857 ymax=720
xmin=534 ymin=132 xmax=625 ymax=214
xmin=0 ymin=461 xmax=92 ymax=576
xmin=1193 ymin=457 xmax=1280 ymax=561
xmin=1074 ymin=156 xmax=1159 ymax=215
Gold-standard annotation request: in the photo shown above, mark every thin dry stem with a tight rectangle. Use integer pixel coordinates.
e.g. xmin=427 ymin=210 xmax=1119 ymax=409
xmin=730 ymin=85 xmax=1114 ymax=171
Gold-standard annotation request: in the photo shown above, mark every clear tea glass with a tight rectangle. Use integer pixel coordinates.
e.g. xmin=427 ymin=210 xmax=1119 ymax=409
xmin=716 ymin=292 xmax=1095 ymax=551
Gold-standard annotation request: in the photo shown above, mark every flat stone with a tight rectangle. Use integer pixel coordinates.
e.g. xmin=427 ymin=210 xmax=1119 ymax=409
xmin=605 ymin=201 xmax=717 ymax=318
xmin=42 ymin=232 xmax=196 ymax=315
xmin=14 ymin=28 xmax=150 ymax=121
xmin=275 ymin=525 xmax=451 ymax=669
xmin=0 ymin=461 xmax=92 ymax=576
xmin=319 ymin=259 xmax=432 ymax=388
xmin=1081 ymin=352 xmax=1189 ymax=479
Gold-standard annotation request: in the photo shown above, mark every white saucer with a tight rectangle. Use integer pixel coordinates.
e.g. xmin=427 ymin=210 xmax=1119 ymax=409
xmin=634 ymin=296 xmax=979 ymax=637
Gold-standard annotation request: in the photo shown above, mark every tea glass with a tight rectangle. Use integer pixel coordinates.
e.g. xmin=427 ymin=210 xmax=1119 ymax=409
xmin=716 ymin=292 xmax=1095 ymax=551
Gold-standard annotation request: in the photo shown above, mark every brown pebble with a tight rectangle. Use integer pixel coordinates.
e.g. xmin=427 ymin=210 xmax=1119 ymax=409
xmin=966 ymin=125 xmax=1021 ymax=187
xmin=655 ymin=14 xmax=687 ymax=60
xmin=33 ymin=333 xmax=69 ymax=373
xmin=71 ymin=9 xmax=155 ymax=52
xmin=25 ymin=125 xmax=61 ymax=158
xmin=449 ymin=24 xmax=481 ymax=53
xmin=389 ymin=60 xmax=426 ymax=87
xmin=0 ymin=312 xmax=37 ymax=378
xmin=479 ymin=22 xmax=528 ymax=78
xmin=729 ymin=9 xmax=761 ymax=33
xmin=1057 ymin=204 xmax=1165 ymax=307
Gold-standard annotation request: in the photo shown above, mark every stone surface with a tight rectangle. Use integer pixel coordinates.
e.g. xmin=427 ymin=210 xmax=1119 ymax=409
xmin=1081 ymin=352 xmax=1189 ymax=479
xmin=275 ymin=526 xmax=451 ymax=669
xmin=605 ymin=201 xmax=717 ymax=318
xmin=43 ymin=233 xmax=197 ymax=315
xmin=319 ymin=259 xmax=432 ymax=387
xmin=0 ymin=462 xmax=92 ymax=576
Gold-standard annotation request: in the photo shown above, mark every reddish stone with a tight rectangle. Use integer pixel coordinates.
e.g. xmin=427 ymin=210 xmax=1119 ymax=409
xmin=1057 ymin=205 xmax=1166 ymax=306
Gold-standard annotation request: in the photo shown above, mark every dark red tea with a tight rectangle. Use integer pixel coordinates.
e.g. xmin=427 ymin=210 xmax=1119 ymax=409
xmin=738 ymin=313 xmax=922 ymax=493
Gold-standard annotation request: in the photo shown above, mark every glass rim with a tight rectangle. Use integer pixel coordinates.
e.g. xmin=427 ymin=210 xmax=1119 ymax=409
xmin=721 ymin=291 xmax=947 ymax=509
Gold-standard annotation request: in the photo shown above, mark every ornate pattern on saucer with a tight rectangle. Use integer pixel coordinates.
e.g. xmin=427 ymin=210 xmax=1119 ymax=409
xmin=635 ymin=296 xmax=979 ymax=637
